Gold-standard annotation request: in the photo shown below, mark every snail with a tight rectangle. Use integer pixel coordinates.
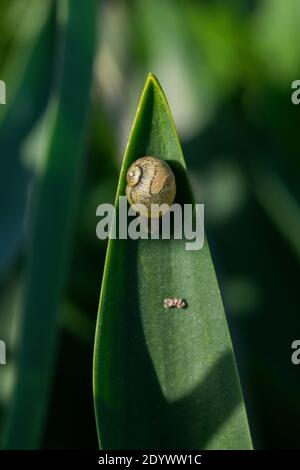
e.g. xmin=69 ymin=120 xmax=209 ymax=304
xmin=126 ymin=156 xmax=176 ymax=217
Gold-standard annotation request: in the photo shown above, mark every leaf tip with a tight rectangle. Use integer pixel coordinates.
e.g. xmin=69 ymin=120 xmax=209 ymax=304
xmin=145 ymin=72 xmax=163 ymax=93
xmin=146 ymin=72 xmax=158 ymax=82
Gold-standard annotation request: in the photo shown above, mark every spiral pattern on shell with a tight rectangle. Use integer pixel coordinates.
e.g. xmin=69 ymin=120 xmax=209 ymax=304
xmin=126 ymin=156 xmax=176 ymax=217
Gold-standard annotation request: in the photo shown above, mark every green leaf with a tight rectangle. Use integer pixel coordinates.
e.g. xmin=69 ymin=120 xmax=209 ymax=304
xmin=93 ymin=74 xmax=253 ymax=450
xmin=1 ymin=0 xmax=96 ymax=449
xmin=0 ymin=0 xmax=55 ymax=276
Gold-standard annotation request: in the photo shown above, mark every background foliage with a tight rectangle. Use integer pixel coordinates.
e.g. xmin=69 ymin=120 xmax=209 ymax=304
xmin=0 ymin=0 xmax=299 ymax=448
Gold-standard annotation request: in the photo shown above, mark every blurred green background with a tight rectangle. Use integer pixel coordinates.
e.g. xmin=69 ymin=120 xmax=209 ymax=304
xmin=0 ymin=0 xmax=300 ymax=449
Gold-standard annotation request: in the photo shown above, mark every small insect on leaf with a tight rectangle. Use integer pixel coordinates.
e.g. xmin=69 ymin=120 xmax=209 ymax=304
xmin=164 ymin=298 xmax=187 ymax=309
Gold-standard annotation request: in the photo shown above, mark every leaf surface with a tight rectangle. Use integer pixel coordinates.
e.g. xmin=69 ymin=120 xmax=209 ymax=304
xmin=2 ymin=0 xmax=96 ymax=449
xmin=93 ymin=74 xmax=252 ymax=450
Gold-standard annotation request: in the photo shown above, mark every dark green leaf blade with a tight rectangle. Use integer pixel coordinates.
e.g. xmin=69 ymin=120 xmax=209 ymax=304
xmin=2 ymin=0 xmax=97 ymax=449
xmin=0 ymin=1 xmax=55 ymax=276
xmin=93 ymin=73 xmax=253 ymax=450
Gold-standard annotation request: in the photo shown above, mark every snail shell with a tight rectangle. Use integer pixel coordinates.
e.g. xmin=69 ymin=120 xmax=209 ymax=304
xmin=126 ymin=156 xmax=176 ymax=217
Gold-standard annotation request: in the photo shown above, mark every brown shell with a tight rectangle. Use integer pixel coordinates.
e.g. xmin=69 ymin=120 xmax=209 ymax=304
xmin=126 ymin=156 xmax=176 ymax=217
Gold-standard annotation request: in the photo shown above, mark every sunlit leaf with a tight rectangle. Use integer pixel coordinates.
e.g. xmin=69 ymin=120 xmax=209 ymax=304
xmin=93 ymin=74 xmax=252 ymax=450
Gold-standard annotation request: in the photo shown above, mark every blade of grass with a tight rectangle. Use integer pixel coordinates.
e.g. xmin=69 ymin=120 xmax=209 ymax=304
xmin=0 ymin=1 xmax=55 ymax=276
xmin=93 ymin=74 xmax=253 ymax=450
xmin=2 ymin=0 xmax=96 ymax=449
